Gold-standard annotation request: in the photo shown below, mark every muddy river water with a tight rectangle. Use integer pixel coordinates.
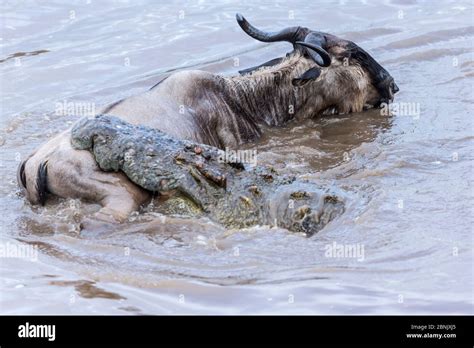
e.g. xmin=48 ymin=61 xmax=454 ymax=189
xmin=0 ymin=0 xmax=473 ymax=314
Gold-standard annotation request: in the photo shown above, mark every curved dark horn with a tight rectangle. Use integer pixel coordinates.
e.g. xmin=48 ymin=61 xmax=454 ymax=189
xmin=295 ymin=41 xmax=332 ymax=67
xmin=236 ymin=13 xmax=301 ymax=43
xmin=236 ymin=14 xmax=331 ymax=67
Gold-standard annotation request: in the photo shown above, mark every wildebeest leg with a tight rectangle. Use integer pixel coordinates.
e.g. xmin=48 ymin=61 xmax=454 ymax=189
xmin=95 ymin=181 xmax=149 ymax=222
xmin=81 ymin=199 xmax=144 ymax=234
xmin=61 ymin=159 xmax=151 ymax=225
xmin=79 ymin=172 xmax=151 ymax=232
xmin=57 ymin=165 xmax=151 ymax=229
xmin=62 ymin=167 xmax=151 ymax=235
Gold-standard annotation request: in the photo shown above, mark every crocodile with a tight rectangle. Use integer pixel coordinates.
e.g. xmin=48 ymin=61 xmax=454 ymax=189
xmin=71 ymin=114 xmax=345 ymax=235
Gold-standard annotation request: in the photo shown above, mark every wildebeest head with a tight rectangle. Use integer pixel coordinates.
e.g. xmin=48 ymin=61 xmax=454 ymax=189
xmin=236 ymin=14 xmax=399 ymax=111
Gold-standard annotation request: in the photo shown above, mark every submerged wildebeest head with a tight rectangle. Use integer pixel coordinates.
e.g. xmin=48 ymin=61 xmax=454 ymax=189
xmin=236 ymin=13 xmax=399 ymax=112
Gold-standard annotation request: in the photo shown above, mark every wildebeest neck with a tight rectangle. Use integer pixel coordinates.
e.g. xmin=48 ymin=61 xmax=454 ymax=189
xmin=223 ymin=53 xmax=321 ymax=127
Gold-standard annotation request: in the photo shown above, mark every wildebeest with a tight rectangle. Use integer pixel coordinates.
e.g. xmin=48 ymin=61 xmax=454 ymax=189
xmin=18 ymin=14 xmax=398 ymax=224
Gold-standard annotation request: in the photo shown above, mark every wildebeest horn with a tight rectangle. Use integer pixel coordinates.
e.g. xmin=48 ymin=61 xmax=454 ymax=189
xmin=295 ymin=41 xmax=331 ymax=67
xmin=236 ymin=13 xmax=301 ymax=43
xmin=236 ymin=13 xmax=331 ymax=67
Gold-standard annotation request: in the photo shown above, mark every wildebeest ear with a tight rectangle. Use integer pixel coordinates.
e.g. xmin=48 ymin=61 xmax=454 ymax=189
xmin=292 ymin=67 xmax=321 ymax=87
xmin=239 ymin=57 xmax=284 ymax=75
